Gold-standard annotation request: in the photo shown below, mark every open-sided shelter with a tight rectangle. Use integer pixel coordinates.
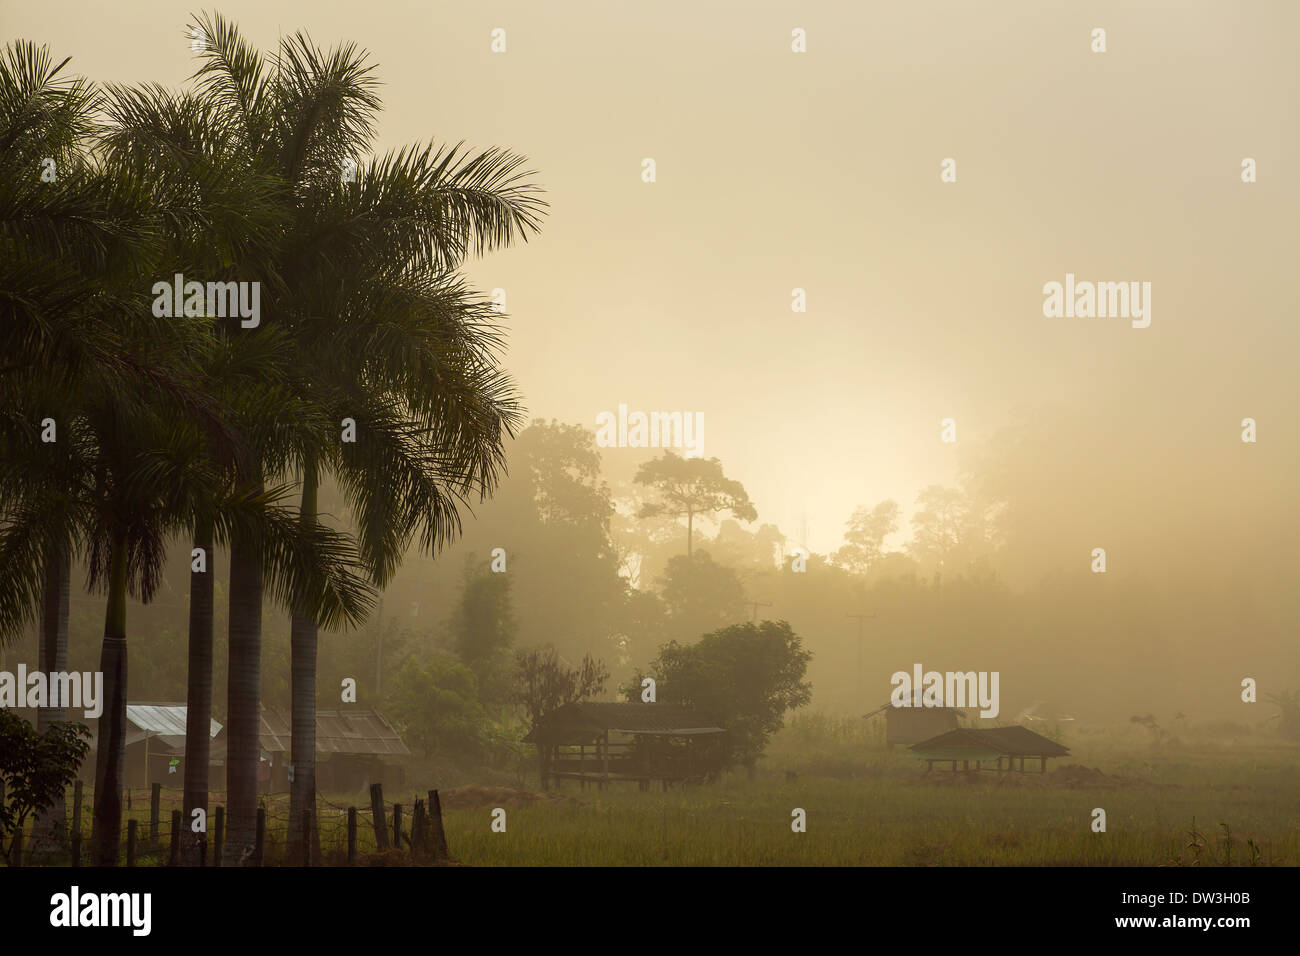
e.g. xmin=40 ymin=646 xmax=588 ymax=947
xmin=909 ymin=726 xmax=1070 ymax=773
xmin=524 ymin=702 xmax=726 ymax=790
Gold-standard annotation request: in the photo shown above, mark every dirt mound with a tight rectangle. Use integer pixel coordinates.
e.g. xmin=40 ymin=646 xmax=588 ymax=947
xmin=436 ymin=785 xmax=576 ymax=811
xmin=1048 ymin=763 xmax=1151 ymax=789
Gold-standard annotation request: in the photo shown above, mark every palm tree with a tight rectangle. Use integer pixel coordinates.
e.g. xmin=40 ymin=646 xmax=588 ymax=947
xmin=0 ymin=41 xmax=164 ymax=860
xmin=1 ymin=43 xmax=376 ymax=863
xmin=98 ymin=81 xmax=287 ymax=864
xmin=185 ymin=12 xmax=547 ymax=855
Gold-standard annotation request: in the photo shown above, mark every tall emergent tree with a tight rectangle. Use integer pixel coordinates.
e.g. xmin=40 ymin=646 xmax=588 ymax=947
xmin=634 ymin=452 xmax=757 ymax=557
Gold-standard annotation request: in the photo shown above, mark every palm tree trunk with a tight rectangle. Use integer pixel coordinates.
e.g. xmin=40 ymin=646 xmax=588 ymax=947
xmin=225 ymin=516 xmax=263 ymax=864
xmin=90 ymin=534 xmax=128 ymax=866
xmin=30 ymin=541 xmax=71 ymax=857
xmin=181 ymin=518 xmax=214 ymax=865
xmin=288 ymin=459 xmax=319 ymax=862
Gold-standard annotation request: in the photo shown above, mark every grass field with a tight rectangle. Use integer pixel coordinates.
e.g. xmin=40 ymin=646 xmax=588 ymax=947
xmin=435 ymin=716 xmax=1300 ymax=866
xmin=10 ymin=717 xmax=1300 ymax=866
xmin=444 ymin=768 xmax=1300 ymax=867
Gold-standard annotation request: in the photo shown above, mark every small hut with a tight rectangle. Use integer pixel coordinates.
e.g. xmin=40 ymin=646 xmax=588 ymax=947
xmin=80 ymin=702 xmax=222 ymax=788
xmin=864 ymin=692 xmax=965 ymax=747
xmin=524 ymin=702 xmax=726 ymax=791
xmin=909 ymin=726 xmax=1070 ymax=773
xmin=210 ymin=707 xmax=409 ymax=793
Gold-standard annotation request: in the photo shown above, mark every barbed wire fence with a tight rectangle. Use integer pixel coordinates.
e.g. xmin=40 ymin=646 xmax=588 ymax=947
xmin=8 ymin=780 xmax=451 ymax=867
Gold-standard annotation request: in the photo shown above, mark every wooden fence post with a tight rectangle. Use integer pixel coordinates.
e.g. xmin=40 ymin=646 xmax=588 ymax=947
xmin=214 ymin=806 xmax=224 ymax=867
xmin=126 ymin=819 xmax=138 ymax=867
xmin=150 ymin=782 xmax=161 ymax=844
xmin=369 ymin=783 xmax=389 ymax=849
xmin=254 ymin=807 xmax=266 ymax=866
xmin=347 ymin=807 xmax=357 ymax=865
xmin=411 ymin=799 xmax=426 ymax=860
xmin=169 ymin=809 xmax=181 ymax=866
xmin=392 ymin=803 xmax=402 ymax=850
xmin=428 ymin=789 xmax=449 ymax=861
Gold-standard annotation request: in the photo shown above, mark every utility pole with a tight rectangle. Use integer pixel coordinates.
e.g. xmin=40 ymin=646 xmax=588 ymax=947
xmin=846 ymin=612 xmax=877 ymax=691
xmin=744 ymin=600 xmax=772 ymax=623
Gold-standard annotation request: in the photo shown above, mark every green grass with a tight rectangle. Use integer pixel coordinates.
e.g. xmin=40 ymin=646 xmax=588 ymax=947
xmin=440 ymin=723 xmax=1300 ymax=866
xmin=442 ymin=774 xmax=1300 ymax=866
xmin=10 ymin=722 xmax=1300 ymax=866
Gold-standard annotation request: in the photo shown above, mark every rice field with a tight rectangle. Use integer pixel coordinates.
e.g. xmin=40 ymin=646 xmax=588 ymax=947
xmin=13 ymin=722 xmax=1300 ymax=867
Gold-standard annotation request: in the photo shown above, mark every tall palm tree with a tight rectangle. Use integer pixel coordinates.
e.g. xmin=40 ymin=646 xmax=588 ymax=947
xmin=0 ymin=41 xmax=163 ymax=859
xmin=2 ymin=42 xmax=377 ymax=863
xmin=186 ymin=12 xmax=547 ymax=856
xmin=98 ymin=81 xmax=288 ymax=864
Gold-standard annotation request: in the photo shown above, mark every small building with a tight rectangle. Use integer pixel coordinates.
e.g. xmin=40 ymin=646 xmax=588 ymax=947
xmin=210 ymin=708 xmax=410 ymax=794
xmin=909 ymin=726 xmax=1070 ymax=773
xmin=864 ymin=693 xmax=966 ymax=746
xmin=80 ymin=702 xmax=222 ymax=789
xmin=524 ymin=702 xmax=727 ymax=791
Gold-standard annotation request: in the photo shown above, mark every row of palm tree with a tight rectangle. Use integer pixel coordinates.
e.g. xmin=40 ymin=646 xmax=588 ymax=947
xmin=0 ymin=14 xmax=545 ymax=865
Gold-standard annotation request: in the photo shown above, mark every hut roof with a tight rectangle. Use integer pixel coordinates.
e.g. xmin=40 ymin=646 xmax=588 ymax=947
xmin=909 ymin=726 xmax=1070 ymax=760
xmin=523 ymin=702 xmax=724 ymax=743
xmin=864 ymin=693 xmax=966 ymax=719
xmin=124 ymin=703 xmax=222 ymax=750
xmin=212 ymin=708 xmax=409 ymax=757
xmin=78 ymin=702 xmax=221 ymax=751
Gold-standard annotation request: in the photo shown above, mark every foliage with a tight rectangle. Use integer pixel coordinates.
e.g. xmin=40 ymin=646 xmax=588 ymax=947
xmin=634 ymin=452 xmax=756 ymax=556
xmin=449 ymin=557 xmax=516 ymax=706
xmin=388 ymin=655 xmax=486 ymax=760
xmin=633 ymin=620 xmax=812 ymax=769
xmin=513 ymin=645 xmax=609 ymax=725
xmin=656 ymin=550 xmax=746 ymax=639
xmin=834 ymin=500 xmax=900 ymax=574
xmin=0 ymin=711 xmax=89 ymax=862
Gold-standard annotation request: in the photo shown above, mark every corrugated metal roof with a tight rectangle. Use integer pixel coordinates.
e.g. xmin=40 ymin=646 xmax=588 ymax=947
xmin=126 ymin=704 xmax=222 ymax=739
xmin=212 ymin=708 xmax=409 ymax=757
xmin=523 ymin=702 xmax=725 ymax=742
xmin=314 ymin=709 xmax=410 ymax=756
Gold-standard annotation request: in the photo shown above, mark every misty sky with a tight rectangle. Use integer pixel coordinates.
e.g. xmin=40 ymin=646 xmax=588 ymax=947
xmin=7 ymin=0 xmax=1297 ymax=555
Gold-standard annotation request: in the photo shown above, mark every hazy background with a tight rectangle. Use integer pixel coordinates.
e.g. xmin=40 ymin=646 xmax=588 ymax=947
xmin=5 ymin=0 xmax=1297 ymax=724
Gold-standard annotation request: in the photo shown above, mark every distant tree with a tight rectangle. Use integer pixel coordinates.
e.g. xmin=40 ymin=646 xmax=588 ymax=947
xmin=835 ymin=500 xmax=900 ymax=574
xmin=513 ymin=645 xmax=608 ymax=724
xmin=634 ymin=452 xmax=757 ymax=557
xmin=426 ymin=420 xmax=629 ymax=665
xmin=709 ymin=519 xmax=786 ymax=573
xmin=0 ymin=712 xmax=89 ymax=864
xmin=450 ymin=558 xmax=517 ymax=706
xmin=388 ymin=656 xmax=486 ymax=759
xmin=635 ymin=620 xmax=812 ymax=774
xmin=657 ymin=551 xmax=747 ymax=639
